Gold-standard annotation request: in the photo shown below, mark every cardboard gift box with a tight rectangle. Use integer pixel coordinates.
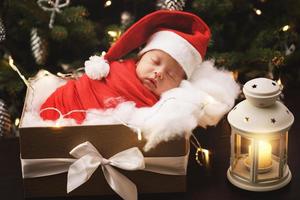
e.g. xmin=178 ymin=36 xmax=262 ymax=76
xmin=18 ymin=71 xmax=190 ymax=199
xmin=19 ymin=125 xmax=189 ymax=198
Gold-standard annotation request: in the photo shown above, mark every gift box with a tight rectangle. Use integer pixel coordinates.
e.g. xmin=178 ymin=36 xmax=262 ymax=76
xmin=19 ymin=125 xmax=189 ymax=198
xmin=18 ymin=72 xmax=190 ymax=199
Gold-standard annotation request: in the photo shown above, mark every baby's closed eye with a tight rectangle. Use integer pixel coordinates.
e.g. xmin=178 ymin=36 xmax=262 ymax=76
xmin=151 ymin=56 xmax=160 ymax=65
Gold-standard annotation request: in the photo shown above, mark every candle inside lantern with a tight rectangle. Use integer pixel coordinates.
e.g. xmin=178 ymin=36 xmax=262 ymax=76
xmin=245 ymin=140 xmax=272 ymax=170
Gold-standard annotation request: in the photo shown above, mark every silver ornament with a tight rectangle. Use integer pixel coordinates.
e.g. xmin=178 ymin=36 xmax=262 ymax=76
xmin=31 ymin=28 xmax=47 ymax=65
xmin=0 ymin=18 xmax=6 ymax=42
xmin=285 ymin=43 xmax=296 ymax=56
xmin=156 ymin=0 xmax=186 ymax=11
xmin=0 ymin=99 xmax=12 ymax=137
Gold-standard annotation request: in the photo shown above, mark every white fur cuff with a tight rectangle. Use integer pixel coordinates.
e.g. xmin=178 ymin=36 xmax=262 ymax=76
xmin=84 ymin=55 xmax=110 ymax=80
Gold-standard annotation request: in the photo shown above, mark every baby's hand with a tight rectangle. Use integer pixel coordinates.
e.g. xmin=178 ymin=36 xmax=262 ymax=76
xmin=84 ymin=55 xmax=110 ymax=80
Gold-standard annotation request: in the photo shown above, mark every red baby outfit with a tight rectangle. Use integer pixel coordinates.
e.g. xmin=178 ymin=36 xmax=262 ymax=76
xmin=40 ymin=59 xmax=159 ymax=124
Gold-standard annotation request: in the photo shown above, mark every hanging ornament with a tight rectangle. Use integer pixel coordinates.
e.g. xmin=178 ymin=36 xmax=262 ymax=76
xmin=120 ymin=11 xmax=134 ymax=28
xmin=0 ymin=99 xmax=12 ymax=137
xmin=0 ymin=17 xmax=5 ymax=42
xmin=156 ymin=0 xmax=186 ymax=11
xmin=285 ymin=43 xmax=296 ymax=56
xmin=37 ymin=0 xmax=70 ymax=29
xmin=30 ymin=28 xmax=48 ymax=65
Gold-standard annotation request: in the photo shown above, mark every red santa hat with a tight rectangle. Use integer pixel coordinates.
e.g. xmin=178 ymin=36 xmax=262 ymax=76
xmin=85 ymin=10 xmax=211 ymax=80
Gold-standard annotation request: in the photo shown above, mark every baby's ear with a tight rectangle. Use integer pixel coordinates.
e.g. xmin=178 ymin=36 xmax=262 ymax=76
xmin=84 ymin=55 xmax=110 ymax=80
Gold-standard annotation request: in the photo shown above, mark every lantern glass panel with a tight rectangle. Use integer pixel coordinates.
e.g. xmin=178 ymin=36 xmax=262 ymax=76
xmin=231 ymin=132 xmax=252 ymax=181
xmin=284 ymin=132 xmax=288 ymax=166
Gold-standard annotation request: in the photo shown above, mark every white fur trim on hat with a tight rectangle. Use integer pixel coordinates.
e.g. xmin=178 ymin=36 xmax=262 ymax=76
xmin=139 ymin=31 xmax=202 ymax=79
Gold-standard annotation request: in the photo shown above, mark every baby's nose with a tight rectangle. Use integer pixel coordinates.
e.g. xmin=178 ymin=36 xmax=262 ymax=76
xmin=154 ymin=71 xmax=163 ymax=79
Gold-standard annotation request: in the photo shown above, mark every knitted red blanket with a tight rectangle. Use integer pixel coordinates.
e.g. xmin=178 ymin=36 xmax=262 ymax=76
xmin=40 ymin=59 xmax=158 ymax=124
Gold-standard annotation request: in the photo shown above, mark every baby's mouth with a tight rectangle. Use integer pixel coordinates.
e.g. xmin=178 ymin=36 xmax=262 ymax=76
xmin=145 ymin=78 xmax=157 ymax=89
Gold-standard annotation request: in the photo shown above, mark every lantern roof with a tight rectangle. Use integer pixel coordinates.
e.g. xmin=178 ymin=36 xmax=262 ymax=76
xmin=228 ymin=78 xmax=294 ymax=134
xmin=243 ymin=78 xmax=280 ymax=98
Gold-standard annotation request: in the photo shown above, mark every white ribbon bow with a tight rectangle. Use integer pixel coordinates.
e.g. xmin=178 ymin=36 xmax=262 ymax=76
xmin=67 ymin=141 xmax=145 ymax=200
xmin=21 ymin=141 xmax=189 ymax=199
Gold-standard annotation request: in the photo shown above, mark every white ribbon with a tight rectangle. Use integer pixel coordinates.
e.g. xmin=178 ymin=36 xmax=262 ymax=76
xmin=21 ymin=141 xmax=189 ymax=200
xmin=144 ymin=155 xmax=188 ymax=175
xmin=23 ymin=141 xmax=144 ymax=200
xmin=37 ymin=0 xmax=70 ymax=28
xmin=67 ymin=141 xmax=144 ymax=200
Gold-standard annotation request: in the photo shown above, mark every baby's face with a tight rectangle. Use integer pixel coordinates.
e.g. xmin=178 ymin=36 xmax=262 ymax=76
xmin=136 ymin=50 xmax=186 ymax=96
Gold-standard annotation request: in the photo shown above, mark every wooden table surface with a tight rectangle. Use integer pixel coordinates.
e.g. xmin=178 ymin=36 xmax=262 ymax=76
xmin=0 ymin=88 xmax=299 ymax=200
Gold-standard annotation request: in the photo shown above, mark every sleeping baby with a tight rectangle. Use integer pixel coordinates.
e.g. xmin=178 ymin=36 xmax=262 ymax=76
xmin=40 ymin=10 xmax=211 ymax=124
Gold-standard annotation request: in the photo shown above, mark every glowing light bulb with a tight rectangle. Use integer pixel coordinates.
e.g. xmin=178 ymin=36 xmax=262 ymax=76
xmin=15 ymin=118 xmax=20 ymax=126
xmin=202 ymin=148 xmax=210 ymax=165
xmin=104 ymin=0 xmax=112 ymax=7
xmin=282 ymin=25 xmax=290 ymax=32
xmin=196 ymin=147 xmax=210 ymax=166
xmin=54 ymin=123 xmax=61 ymax=128
xmin=107 ymin=30 xmax=117 ymax=37
xmin=277 ymin=78 xmax=283 ymax=90
xmin=231 ymin=70 xmax=239 ymax=81
xmin=254 ymin=8 xmax=262 ymax=15
xmin=53 ymin=118 xmax=62 ymax=129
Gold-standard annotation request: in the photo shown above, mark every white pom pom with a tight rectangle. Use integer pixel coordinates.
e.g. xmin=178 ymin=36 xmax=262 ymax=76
xmin=84 ymin=55 xmax=110 ymax=80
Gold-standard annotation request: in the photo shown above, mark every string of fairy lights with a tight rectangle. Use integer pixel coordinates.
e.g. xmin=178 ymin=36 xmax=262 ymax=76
xmin=253 ymin=6 xmax=291 ymax=32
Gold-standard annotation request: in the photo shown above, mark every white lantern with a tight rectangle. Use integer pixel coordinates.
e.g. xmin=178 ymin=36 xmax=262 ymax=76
xmin=227 ymin=78 xmax=294 ymax=191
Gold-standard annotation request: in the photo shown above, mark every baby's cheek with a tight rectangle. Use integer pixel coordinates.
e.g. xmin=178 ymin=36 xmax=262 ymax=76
xmin=168 ymin=79 xmax=179 ymax=88
xmin=159 ymin=81 xmax=174 ymax=93
xmin=137 ymin=65 xmax=150 ymax=78
xmin=136 ymin=67 xmax=143 ymax=80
